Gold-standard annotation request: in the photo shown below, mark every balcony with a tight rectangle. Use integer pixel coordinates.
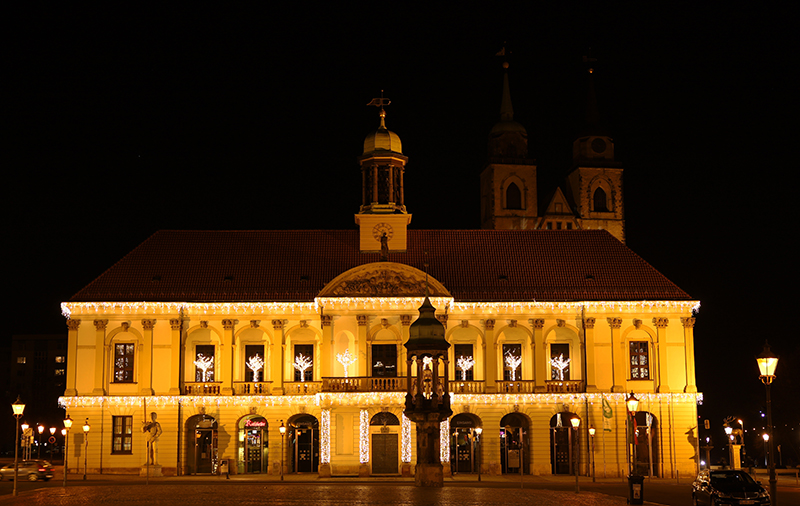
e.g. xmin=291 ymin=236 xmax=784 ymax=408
xmin=496 ymin=380 xmax=536 ymax=393
xmin=234 ymin=381 xmax=273 ymax=395
xmin=545 ymin=380 xmax=585 ymax=393
xmin=450 ymin=380 xmax=485 ymax=394
xmin=184 ymin=382 xmax=222 ymax=395
xmin=284 ymin=381 xmax=322 ymax=395
xmin=322 ymin=377 xmax=406 ymax=392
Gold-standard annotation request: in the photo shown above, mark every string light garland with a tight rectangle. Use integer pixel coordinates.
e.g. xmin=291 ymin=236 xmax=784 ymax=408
xmin=401 ymin=414 xmax=412 ymax=463
xmin=359 ymin=409 xmax=369 ymax=464
xmin=320 ymin=409 xmax=331 ymax=464
xmin=440 ymin=419 xmax=450 ymax=463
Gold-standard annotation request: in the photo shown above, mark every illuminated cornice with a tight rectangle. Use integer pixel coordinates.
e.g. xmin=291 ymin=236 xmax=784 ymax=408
xmin=316 ymin=297 xmax=454 ymax=312
xmin=61 ymin=302 xmax=318 ymax=319
xmin=452 ymin=300 xmax=700 ymax=315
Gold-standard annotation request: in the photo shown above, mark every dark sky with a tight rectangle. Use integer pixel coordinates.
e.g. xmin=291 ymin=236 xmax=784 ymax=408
xmin=8 ymin=3 xmax=797 ymax=461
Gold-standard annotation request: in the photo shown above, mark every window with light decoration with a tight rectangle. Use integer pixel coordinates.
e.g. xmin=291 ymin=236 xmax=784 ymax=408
xmin=195 ymin=344 xmax=215 ymax=382
xmin=371 ymin=344 xmax=397 ymax=377
xmin=244 ymin=344 xmax=265 ymax=382
xmin=113 ymin=343 xmax=135 ymax=382
xmin=111 ymin=416 xmax=133 ymax=454
xmin=293 ymin=344 xmax=314 ymax=382
xmin=630 ymin=341 xmax=649 ymax=379
xmin=502 ymin=343 xmax=522 ymax=381
xmin=454 ymin=344 xmax=474 ymax=381
xmin=550 ymin=343 xmax=571 ymax=380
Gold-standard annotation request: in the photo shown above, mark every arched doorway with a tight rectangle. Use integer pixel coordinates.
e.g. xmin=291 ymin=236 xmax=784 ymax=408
xmin=287 ymin=414 xmax=319 ymax=473
xmin=186 ymin=414 xmax=218 ymax=475
xmin=238 ymin=415 xmax=268 ymax=474
xmin=450 ymin=413 xmax=482 ymax=473
xmin=632 ymin=411 xmax=659 ymax=477
xmin=550 ymin=412 xmax=579 ymax=475
xmin=500 ymin=412 xmax=530 ymax=474
xmin=370 ymin=412 xmax=400 ymax=474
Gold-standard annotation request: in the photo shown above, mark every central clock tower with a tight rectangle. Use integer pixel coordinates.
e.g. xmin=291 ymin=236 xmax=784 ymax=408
xmin=355 ymin=97 xmax=412 ymax=253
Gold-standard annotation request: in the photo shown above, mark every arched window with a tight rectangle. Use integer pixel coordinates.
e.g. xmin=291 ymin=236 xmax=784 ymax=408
xmin=506 ymin=183 xmax=522 ymax=209
xmin=593 ymin=187 xmax=609 ymax=212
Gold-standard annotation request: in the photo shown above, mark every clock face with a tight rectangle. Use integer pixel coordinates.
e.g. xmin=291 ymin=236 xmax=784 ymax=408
xmin=372 ymin=223 xmax=394 ymax=241
xmin=591 ymin=138 xmax=607 ymax=153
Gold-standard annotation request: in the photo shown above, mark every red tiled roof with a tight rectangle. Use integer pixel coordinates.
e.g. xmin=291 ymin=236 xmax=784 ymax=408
xmin=69 ymin=229 xmax=691 ymax=302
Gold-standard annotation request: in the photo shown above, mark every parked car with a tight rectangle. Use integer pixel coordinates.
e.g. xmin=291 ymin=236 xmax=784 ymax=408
xmin=0 ymin=460 xmax=54 ymax=481
xmin=692 ymin=469 xmax=770 ymax=506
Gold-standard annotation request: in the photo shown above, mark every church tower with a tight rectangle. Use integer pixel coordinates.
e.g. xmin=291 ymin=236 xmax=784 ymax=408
xmin=480 ymin=61 xmax=538 ymax=230
xmin=565 ymin=63 xmax=625 ymax=242
xmin=355 ymin=96 xmax=412 ymax=253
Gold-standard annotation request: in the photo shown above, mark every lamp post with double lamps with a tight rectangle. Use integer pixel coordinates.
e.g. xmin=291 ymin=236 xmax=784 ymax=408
xmin=589 ymin=426 xmax=596 ymax=482
xmin=63 ymin=415 xmax=72 ymax=486
xmin=756 ymin=342 xmax=778 ymax=506
xmin=279 ymin=420 xmax=286 ymax=481
xmin=11 ymin=397 xmax=25 ymax=497
xmin=570 ymin=415 xmax=581 ymax=493
xmin=82 ymin=419 xmax=90 ymax=480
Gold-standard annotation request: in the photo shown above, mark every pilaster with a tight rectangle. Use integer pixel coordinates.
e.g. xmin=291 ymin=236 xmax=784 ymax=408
xmin=320 ymin=315 xmax=333 ymax=377
xmin=584 ymin=317 xmax=597 ymax=391
xmin=271 ymin=320 xmax=285 ymax=395
xmin=530 ymin=318 xmax=545 ymax=392
xmin=221 ymin=319 xmax=237 ymax=395
xmin=607 ymin=317 xmax=624 ymax=392
xmin=652 ymin=318 xmax=670 ymax=392
xmin=681 ymin=317 xmax=697 ymax=393
xmin=356 ymin=315 xmax=369 ymax=377
xmin=140 ymin=319 xmax=156 ymax=395
xmin=400 ymin=315 xmax=412 ymax=376
xmin=168 ymin=318 xmax=183 ymax=395
xmin=483 ymin=319 xmax=496 ymax=393
xmin=92 ymin=319 xmax=108 ymax=395
xmin=65 ymin=319 xmax=80 ymax=396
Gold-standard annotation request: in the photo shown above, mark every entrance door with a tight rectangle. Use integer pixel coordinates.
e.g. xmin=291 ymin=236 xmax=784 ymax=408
xmin=454 ymin=429 xmax=474 ymax=473
xmin=500 ymin=413 xmax=529 ymax=474
xmin=294 ymin=427 xmax=315 ymax=472
xmin=195 ymin=428 xmax=216 ymax=474
xmin=371 ymin=433 xmax=398 ymax=474
xmin=551 ymin=427 xmax=571 ymax=474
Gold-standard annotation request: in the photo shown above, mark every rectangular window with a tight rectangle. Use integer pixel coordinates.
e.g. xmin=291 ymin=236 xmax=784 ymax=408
xmin=454 ymin=344 xmax=474 ymax=381
xmin=195 ymin=345 xmax=216 ymax=382
xmin=371 ymin=344 xmax=397 ymax=377
xmin=244 ymin=344 xmax=266 ymax=382
xmin=112 ymin=416 xmax=133 ymax=454
xmin=502 ymin=343 xmax=522 ymax=381
xmin=114 ymin=343 xmax=135 ymax=383
xmin=630 ymin=342 xmax=650 ymax=379
xmin=550 ymin=343 xmax=571 ymax=380
xmin=293 ymin=344 xmax=314 ymax=382
xmin=16 ymin=357 xmax=26 ymax=364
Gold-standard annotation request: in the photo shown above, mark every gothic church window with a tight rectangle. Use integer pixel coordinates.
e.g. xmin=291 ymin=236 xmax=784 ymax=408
xmin=506 ymin=183 xmax=522 ymax=209
xmin=593 ymin=187 xmax=609 ymax=212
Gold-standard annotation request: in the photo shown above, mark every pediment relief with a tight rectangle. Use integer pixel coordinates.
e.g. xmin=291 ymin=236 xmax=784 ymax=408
xmin=319 ymin=262 xmax=451 ymax=297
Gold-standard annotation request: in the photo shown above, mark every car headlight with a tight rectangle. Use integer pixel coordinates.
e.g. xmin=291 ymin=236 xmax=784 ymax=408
xmin=716 ymin=491 xmax=732 ymax=499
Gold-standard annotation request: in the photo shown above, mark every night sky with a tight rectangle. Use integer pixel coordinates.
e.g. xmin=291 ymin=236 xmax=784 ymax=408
xmin=8 ymin=4 xmax=797 ymax=463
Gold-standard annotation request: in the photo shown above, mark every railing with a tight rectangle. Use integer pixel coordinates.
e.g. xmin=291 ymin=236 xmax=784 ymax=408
xmin=184 ymin=382 xmax=222 ymax=395
xmin=450 ymin=381 xmax=485 ymax=394
xmin=322 ymin=377 xmax=406 ymax=392
xmin=284 ymin=381 xmax=322 ymax=395
xmin=234 ymin=381 xmax=273 ymax=395
xmin=545 ymin=380 xmax=585 ymax=393
xmin=496 ymin=380 xmax=536 ymax=393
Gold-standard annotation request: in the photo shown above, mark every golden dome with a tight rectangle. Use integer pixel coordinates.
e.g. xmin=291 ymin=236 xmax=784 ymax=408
xmin=363 ymin=110 xmax=402 ymax=155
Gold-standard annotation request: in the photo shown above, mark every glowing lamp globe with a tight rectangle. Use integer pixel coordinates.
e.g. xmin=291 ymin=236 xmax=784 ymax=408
xmin=724 ymin=426 xmax=733 ymax=436
xmin=279 ymin=421 xmax=286 ymax=435
xmin=474 ymin=427 xmax=483 ymax=436
xmin=762 ymin=433 xmax=769 ymax=442
xmin=21 ymin=422 xmax=29 ymax=431
xmin=570 ymin=416 xmax=581 ymax=429
xmin=626 ymin=392 xmax=639 ymax=415
xmin=50 ymin=427 xmax=56 ymax=435
xmin=11 ymin=397 xmax=25 ymax=417
xmin=756 ymin=343 xmax=778 ymax=380
xmin=38 ymin=425 xmax=44 ymax=434
xmin=64 ymin=415 xmax=73 ymax=430
xmin=589 ymin=426 xmax=596 ymax=436
xmin=82 ymin=419 xmax=90 ymax=433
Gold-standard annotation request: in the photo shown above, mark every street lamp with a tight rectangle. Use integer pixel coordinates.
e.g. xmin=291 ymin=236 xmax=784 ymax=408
xmin=82 ymin=419 xmax=90 ymax=480
xmin=20 ymin=421 xmax=30 ymax=460
xmin=626 ymin=392 xmax=639 ymax=475
xmin=37 ymin=424 xmax=44 ymax=459
xmin=589 ymin=426 xmax=596 ymax=482
xmin=756 ymin=342 xmax=778 ymax=506
xmin=279 ymin=420 xmax=286 ymax=481
xmin=49 ymin=427 xmax=56 ymax=463
xmin=11 ymin=397 xmax=25 ymax=497
xmin=63 ymin=415 xmax=72 ymax=487
xmin=570 ymin=415 xmax=581 ymax=493
xmin=474 ymin=427 xmax=482 ymax=482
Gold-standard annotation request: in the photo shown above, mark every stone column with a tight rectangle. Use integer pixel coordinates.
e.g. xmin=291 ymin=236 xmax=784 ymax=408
xmin=220 ymin=319 xmax=236 ymax=395
xmin=400 ymin=315 xmax=412 ymax=377
xmin=271 ymin=320 xmax=285 ymax=395
xmin=607 ymin=317 xmax=624 ymax=392
xmin=681 ymin=317 xmax=697 ymax=393
xmin=356 ymin=315 xmax=369 ymax=377
xmin=652 ymin=318 xmax=670 ymax=393
xmin=65 ymin=319 xmax=80 ymax=396
xmin=483 ymin=319 xmax=496 ymax=393
xmin=584 ymin=317 xmax=598 ymax=392
xmin=530 ymin=318 xmax=545 ymax=392
xmin=92 ymin=319 xmax=109 ymax=395
xmin=320 ymin=315 xmax=333 ymax=378
xmin=140 ymin=319 xmax=156 ymax=395
xmin=169 ymin=318 xmax=183 ymax=395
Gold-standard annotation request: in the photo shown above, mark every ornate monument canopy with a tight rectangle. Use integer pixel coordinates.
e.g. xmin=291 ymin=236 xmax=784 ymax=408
xmin=318 ymin=262 xmax=451 ymax=298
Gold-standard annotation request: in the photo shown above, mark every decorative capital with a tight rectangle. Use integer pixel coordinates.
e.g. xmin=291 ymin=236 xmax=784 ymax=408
xmin=484 ymin=319 xmax=495 ymax=330
xmin=400 ymin=315 xmax=412 ymax=326
xmin=169 ymin=318 xmax=182 ymax=331
xmin=584 ymin=317 xmax=596 ymax=329
xmin=681 ymin=317 xmax=696 ymax=329
xmin=320 ymin=315 xmax=332 ymax=327
xmin=461 ymin=320 xmax=469 ymax=328
xmin=633 ymin=319 xmax=642 ymax=330
xmin=93 ymin=319 xmax=109 ymax=330
xmin=142 ymin=319 xmax=156 ymax=330
xmin=530 ymin=318 xmax=544 ymax=329
xmin=199 ymin=321 xmax=208 ymax=329
xmin=299 ymin=320 xmax=309 ymax=329
xmin=436 ymin=315 xmax=448 ymax=327
xmin=272 ymin=319 xmax=285 ymax=330
xmin=607 ymin=317 xmax=622 ymax=329
xmin=67 ymin=319 xmax=81 ymax=331
xmin=222 ymin=319 xmax=237 ymax=330
xmin=652 ymin=317 xmax=669 ymax=328
xmin=250 ymin=320 xmax=261 ymax=329
xmin=356 ymin=315 xmax=369 ymax=326
xmin=556 ymin=319 xmax=565 ymax=328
